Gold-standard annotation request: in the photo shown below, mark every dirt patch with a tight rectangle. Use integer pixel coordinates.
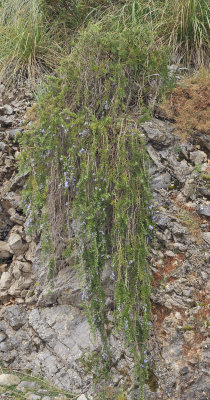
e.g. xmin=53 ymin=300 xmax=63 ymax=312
xmin=155 ymin=70 xmax=210 ymax=138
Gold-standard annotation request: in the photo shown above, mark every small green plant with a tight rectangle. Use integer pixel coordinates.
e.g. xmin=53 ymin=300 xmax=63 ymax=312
xmin=184 ymin=325 xmax=193 ymax=331
xmin=194 ymin=164 xmax=202 ymax=173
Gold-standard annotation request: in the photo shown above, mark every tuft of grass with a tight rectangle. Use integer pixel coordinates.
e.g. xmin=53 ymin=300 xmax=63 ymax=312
xmin=155 ymin=0 xmax=210 ymax=67
xmin=0 ymin=0 xmax=66 ymax=87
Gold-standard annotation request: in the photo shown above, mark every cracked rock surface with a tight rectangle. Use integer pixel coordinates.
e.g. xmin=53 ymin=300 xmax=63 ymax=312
xmin=0 ymin=85 xmax=209 ymax=399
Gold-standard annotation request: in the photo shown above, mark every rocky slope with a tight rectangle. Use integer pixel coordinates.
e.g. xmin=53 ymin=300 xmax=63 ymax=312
xmin=0 ymin=84 xmax=209 ymax=399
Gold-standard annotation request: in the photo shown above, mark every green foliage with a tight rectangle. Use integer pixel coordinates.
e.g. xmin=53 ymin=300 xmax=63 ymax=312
xmin=0 ymin=0 xmax=66 ymax=86
xmin=18 ymin=5 xmax=170 ymax=400
xmin=44 ymin=0 xmax=120 ymax=29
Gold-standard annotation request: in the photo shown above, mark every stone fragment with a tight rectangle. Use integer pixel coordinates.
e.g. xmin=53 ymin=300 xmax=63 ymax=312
xmin=197 ymin=203 xmax=210 ymax=217
xmin=202 ymin=232 xmax=210 ymax=246
xmin=0 ymin=142 xmax=8 ymax=151
xmin=0 ymin=105 xmax=14 ymax=115
xmin=195 ymin=132 xmax=210 ymax=151
xmin=190 ymin=150 xmax=207 ymax=165
xmin=42 ymin=397 xmax=51 ymax=400
xmin=8 ymin=232 xmax=28 ymax=256
xmin=77 ymin=395 xmax=88 ymax=400
xmin=0 ymin=84 xmax=5 ymax=96
xmin=0 ymin=241 xmax=13 ymax=258
xmin=54 ymin=396 xmax=67 ymax=400
xmin=6 ymin=128 xmax=22 ymax=139
xmin=4 ymin=305 xmax=25 ymax=329
xmin=0 ymin=374 xmax=20 ymax=386
xmin=165 ymin=250 xmax=175 ymax=257
xmin=0 ymin=271 xmax=12 ymax=289
xmin=182 ymin=179 xmax=195 ymax=199
xmin=0 ymin=333 xmax=6 ymax=342
xmin=2 ymin=192 xmax=22 ymax=211
xmin=17 ymin=381 xmax=40 ymax=390
xmin=0 ymin=116 xmax=13 ymax=127
xmin=27 ymin=394 xmax=41 ymax=400
xmin=142 ymin=122 xmax=175 ymax=148
xmin=7 ymin=207 xmax=25 ymax=225
xmin=151 ymin=172 xmax=171 ymax=190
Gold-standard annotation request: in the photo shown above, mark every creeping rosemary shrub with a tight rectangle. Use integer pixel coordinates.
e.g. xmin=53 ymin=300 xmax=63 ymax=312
xmin=19 ymin=7 xmax=169 ymax=398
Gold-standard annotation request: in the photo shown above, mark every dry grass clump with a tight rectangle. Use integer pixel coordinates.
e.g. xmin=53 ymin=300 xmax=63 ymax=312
xmin=155 ymin=0 xmax=210 ymax=67
xmin=155 ymin=69 xmax=210 ymax=137
xmin=0 ymin=0 xmax=66 ymax=87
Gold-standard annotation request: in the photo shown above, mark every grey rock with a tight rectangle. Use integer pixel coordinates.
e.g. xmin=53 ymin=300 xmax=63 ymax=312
xmin=151 ymin=172 xmax=171 ymax=190
xmin=8 ymin=232 xmax=28 ymax=256
xmin=0 ymin=271 xmax=12 ymax=289
xmin=190 ymin=150 xmax=207 ymax=165
xmin=202 ymin=232 xmax=210 ymax=246
xmin=0 ymin=105 xmax=14 ymax=116
xmin=54 ymin=396 xmax=68 ymax=400
xmin=27 ymin=394 xmax=41 ymax=400
xmin=6 ymin=128 xmax=22 ymax=139
xmin=77 ymin=395 xmax=88 ymax=400
xmin=0 ymin=241 xmax=13 ymax=258
xmin=180 ymin=366 xmax=189 ymax=375
xmin=198 ymin=186 xmax=210 ymax=199
xmin=194 ymin=132 xmax=210 ymax=152
xmin=0 ymin=84 xmax=5 ymax=96
xmin=0 ymin=204 xmax=13 ymax=240
xmin=4 ymin=305 xmax=26 ymax=330
xmin=173 ymin=242 xmax=187 ymax=252
xmin=0 ymin=333 xmax=6 ymax=343
xmin=17 ymin=380 xmax=39 ymax=390
xmin=0 ymin=374 xmax=20 ymax=386
xmin=0 ymin=142 xmax=8 ymax=151
xmin=142 ymin=120 xmax=175 ymax=148
xmin=2 ymin=191 xmax=22 ymax=210
xmin=0 ymin=116 xmax=13 ymax=127
xmin=197 ymin=203 xmax=210 ymax=217
xmin=182 ymin=179 xmax=196 ymax=199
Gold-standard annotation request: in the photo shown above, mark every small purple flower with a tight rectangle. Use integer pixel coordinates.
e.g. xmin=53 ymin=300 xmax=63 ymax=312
xmin=149 ymin=225 xmax=154 ymax=230
xmin=149 ymin=205 xmax=153 ymax=210
xmin=41 ymin=129 xmax=45 ymax=133
xmin=129 ymin=260 xmax=133 ymax=265
xmin=102 ymin=352 xmax=108 ymax=361
xmin=64 ymin=179 xmax=69 ymax=188
xmin=110 ymin=272 xmax=115 ymax=280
